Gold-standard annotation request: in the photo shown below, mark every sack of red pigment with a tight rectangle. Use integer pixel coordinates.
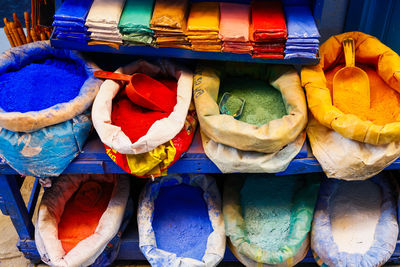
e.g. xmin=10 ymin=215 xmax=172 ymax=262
xmin=92 ymin=60 xmax=195 ymax=178
xmin=137 ymin=174 xmax=226 ymax=267
xmin=0 ymin=41 xmax=102 ymax=132
xmin=35 ymin=174 xmax=132 ymax=267
xmin=0 ymin=111 xmax=91 ymax=177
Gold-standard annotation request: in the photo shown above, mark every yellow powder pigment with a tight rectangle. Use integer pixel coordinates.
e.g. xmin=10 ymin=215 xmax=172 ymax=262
xmin=325 ymin=64 xmax=400 ymax=125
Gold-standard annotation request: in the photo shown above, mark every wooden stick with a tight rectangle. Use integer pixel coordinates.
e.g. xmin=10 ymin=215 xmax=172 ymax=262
xmin=44 ymin=28 xmax=50 ymax=39
xmin=12 ymin=13 xmax=22 ymax=29
xmin=24 ymin=12 xmax=32 ymax=43
xmin=10 ymin=22 xmax=23 ymax=46
xmin=40 ymin=32 xmax=46 ymax=41
xmin=4 ymin=26 xmax=15 ymax=47
xmin=30 ymin=28 xmax=38 ymax=42
xmin=17 ymin=26 xmax=27 ymax=44
xmin=4 ymin=18 xmax=18 ymax=46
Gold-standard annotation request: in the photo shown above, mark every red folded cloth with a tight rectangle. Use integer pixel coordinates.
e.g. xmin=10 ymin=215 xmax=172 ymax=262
xmin=251 ymin=1 xmax=287 ymax=42
xmin=252 ymin=52 xmax=284 ymax=59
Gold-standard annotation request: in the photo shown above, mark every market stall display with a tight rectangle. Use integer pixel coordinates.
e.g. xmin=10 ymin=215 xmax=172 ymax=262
xmin=312 ymin=174 xmax=398 ymax=267
xmin=193 ymin=63 xmax=307 ymax=173
xmin=302 ymin=32 xmax=400 ymax=179
xmin=224 ymin=174 xmax=320 ymax=267
xmin=35 ymin=174 xmax=132 ymax=267
xmin=92 ymin=59 xmax=195 ymax=178
xmin=0 ymin=41 xmax=101 ymax=177
xmin=137 ymin=174 xmax=225 ymax=267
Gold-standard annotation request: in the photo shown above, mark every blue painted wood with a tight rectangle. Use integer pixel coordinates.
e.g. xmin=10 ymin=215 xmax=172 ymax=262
xmin=50 ymin=38 xmax=320 ymax=65
xmin=27 ymin=179 xmax=40 ymax=219
xmin=0 ymin=175 xmax=34 ymax=240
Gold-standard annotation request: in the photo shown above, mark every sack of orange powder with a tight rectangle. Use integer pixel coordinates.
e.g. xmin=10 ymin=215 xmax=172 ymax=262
xmin=302 ymin=32 xmax=400 ymax=180
xmin=92 ymin=59 xmax=196 ymax=178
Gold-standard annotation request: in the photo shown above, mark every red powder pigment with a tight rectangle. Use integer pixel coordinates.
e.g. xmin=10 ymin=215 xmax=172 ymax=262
xmin=58 ymin=181 xmax=114 ymax=253
xmin=111 ymin=79 xmax=177 ymax=143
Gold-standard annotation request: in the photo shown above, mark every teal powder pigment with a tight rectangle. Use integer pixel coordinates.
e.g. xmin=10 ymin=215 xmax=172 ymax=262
xmin=152 ymin=184 xmax=213 ymax=261
xmin=219 ymin=77 xmax=287 ymax=126
xmin=240 ymin=176 xmax=299 ymax=251
xmin=0 ymin=58 xmax=87 ymax=112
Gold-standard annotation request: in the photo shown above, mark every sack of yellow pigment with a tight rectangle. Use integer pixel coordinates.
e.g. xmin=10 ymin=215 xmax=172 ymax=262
xmin=302 ymin=32 xmax=400 ymax=180
xmin=193 ymin=63 xmax=307 ymax=173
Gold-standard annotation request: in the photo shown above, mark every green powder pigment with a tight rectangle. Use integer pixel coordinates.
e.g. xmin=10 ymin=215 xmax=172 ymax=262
xmin=240 ymin=176 xmax=299 ymax=251
xmin=218 ymin=77 xmax=287 ymax=126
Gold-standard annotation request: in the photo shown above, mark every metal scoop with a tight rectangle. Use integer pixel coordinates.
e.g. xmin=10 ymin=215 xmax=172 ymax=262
xmin=333 ymin=38 xmax=370 ymax=113
xmin=94 ymin=70 xmax=176 ymax=113
xmin=219 ymin=92 xmax=245 ymax=119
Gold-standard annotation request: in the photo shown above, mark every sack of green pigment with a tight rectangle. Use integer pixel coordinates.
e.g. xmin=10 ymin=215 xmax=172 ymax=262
xmin=193 ymin=63 xmax=307 ymax=172
xmin=0 ymin=112 xmax=91 ymax=177
xmin=138 ymin=174 xmax=225 ymax=267
xmin=0 ymin=41 xmax=102 ymax=132
xmin=224 ymin=174 xmax=320 ymax=267
xmin=35 ymin=174 xmax=132 ymax=267
xmin=312 ymin=174 xmax=398 ymax=267
xmin=92 ymin=59 xmax=195 ymax=178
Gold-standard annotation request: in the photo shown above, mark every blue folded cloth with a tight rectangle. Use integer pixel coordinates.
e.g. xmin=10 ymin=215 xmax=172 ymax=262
xmin=285 ymin=48 xmax=319 ymax=54
xmin=286 ymin=44 xmax=319 ymax=50
xmin=54 ymin=30 xmax=90 ymax=38
xmin=55 ymin=33 xmax=91 ymax=42
xmin=53 ymin=20 xmax=86 ymax=29
xmin=53 ymin=0 xmax=94 ymax=23
xmin=285 ymin=6 xmax=320 ymax=39
xmin=287 ymin=38 xmax=319 ymax=44
xmin=55 ymin=26 xmax=88 ymax=33
xmin=285 ymin=52 xmax=317 ymax=59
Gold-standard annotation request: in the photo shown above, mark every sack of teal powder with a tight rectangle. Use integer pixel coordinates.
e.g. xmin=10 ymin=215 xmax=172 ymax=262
xmin=193 ymin=63 xmax=307 ymax=173
xmin=0 ymin=41 xmax=102 ymax=132
xmin=312 ymin=174 xmax=398 ymax=267
xmin=0 ymin=111 xmax=91 ymax=177
xmin=137 ymin=174 xmax=226 ymax=267
xmin=224 ymin=174 xmax=320 ymax=267
xmin=35 ymin=174 xmax=132 ymax=267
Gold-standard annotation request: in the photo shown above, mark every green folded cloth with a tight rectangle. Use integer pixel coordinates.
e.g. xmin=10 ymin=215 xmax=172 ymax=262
xmin=122 ymin=33 xmax=155 ymax=45
xmin=119 ymin=0 xmax=155 ymax=31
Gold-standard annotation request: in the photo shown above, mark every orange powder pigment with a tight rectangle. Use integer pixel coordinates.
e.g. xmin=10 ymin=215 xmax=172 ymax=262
xmin=58 ymin=181 xmax=114 ymax=253
xmin=325 ymin=64 xmax=400 ymax=125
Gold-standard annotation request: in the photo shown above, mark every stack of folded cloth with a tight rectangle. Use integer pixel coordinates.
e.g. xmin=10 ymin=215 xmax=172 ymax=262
xmin=250 ymin=1 xmax=287 ymax=59
xmin=219 ymin=2 xmax=251 ymax=54
xmin=150 ymin=0 xmax=191 ymax=49
xmin=284 ymin=5 xmax=320 ymax=59
xmin=186 ymin=2 xmax=221 ymax=52
xmin=118 ymin=0 xmax=155 ymax=46
xmin=85 ymin=0 xmax=126 ymax=44
xmin=52 ymin=0 xmax=93 ymax=43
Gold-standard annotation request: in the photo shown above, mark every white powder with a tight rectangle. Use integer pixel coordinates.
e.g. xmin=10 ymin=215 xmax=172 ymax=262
xmin=329 ymin=180 xmax=381 ymax=254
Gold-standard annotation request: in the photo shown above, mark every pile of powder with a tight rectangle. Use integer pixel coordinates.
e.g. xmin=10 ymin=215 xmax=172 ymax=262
xmin=240 ymin=176 xmax=299 ymax=251
xmin=218 ymin=77 xmax=287 ymax=126
xmin=329 ymin=180 xmax=381 ymax=254
xmin=152 ymin=184 xmax=213 ymax=261
xmin=0 ymin=58 xmax=87 ymax=113
xmin=326 ymin=64 xmax=400 ymax=125
xmin=58 ymin=181 xmax=114 ymax=253
xmin=111 ymin=79 xmax=177 ymax=143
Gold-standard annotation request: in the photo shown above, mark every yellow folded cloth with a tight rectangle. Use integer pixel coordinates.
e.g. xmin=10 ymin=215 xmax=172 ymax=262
xmin=150 ymin=0 xmax=189 ymax=31
xmin=187 ymin=2 xmax=220 ymax=32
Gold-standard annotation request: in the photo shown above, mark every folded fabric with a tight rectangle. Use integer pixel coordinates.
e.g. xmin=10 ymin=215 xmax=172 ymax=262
xmin=119 ymin=0 xmax=154 ymax=30
xmin=284 ymin=6 xmax=320 ymax=39
xmin=219 ymin=2 xmax=250 ymax=42
xmin=55 ymin=26 xmax=88 ymax=33
xmin=86 ymin=24 xmax=119 ymax=31
xmin=287 ymin=38 xmax=319 ymax=44
xmin=251 ymin=1 xmax=287 ymax=42
xmin=88 ymin=28 xmax=121 ymax=34
xmin=252 ymin=52 xmax=284 ymax=59
xmin=286 ymin=48 xmax=318 ymax=54
xmin=187 ymin=2 xmax=220 ymax=32
xmin=284 ymin=52 xmax=317 ymax=59
xmin=150 ymin=0 xmax=188 ymax=31
xmin=122 ymin=33 xmax=154 ymax=45
xmin=157 ymin=43 xmax=191 ymax=49
xmin=186 ymin=34 xmax=219 ymax=40
xmin=88 ymin=40 xmax=121 ymax=49
xmin=54 ymin=30 xmax=90 ymax=38
xmin=86 ymin=0 xmax=126 ymax=25
xmin=90 ymin=33 xmax=123 ymax=43
xmin=56 ymin=34 xmax=91 ymax=42
xmin=53 ymin=0 xmax=94 ymax=23
xmin=286 ymin=44 xmax=319 ymax=49
xmin=53 ymin=20 xmax=86 ymax=28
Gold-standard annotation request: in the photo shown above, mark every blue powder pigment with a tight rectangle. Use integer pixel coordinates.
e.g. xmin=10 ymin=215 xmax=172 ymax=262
xmin=152 ymin=184 xmax=213 ymax=261
xmin=240 ymin=176 xmax=299 ymax=251
xmin=0 ymin=58 xmax=87 ymax=112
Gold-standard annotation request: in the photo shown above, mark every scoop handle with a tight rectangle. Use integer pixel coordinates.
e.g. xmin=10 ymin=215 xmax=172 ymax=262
xmin=343 ymin=38 xmax=355 ymax=67
xmin=93 ymin=70 xmax=131 ymax=82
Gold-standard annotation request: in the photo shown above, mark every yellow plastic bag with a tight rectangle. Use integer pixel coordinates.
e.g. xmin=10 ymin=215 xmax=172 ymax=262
xmin=302 ymin=31 xmax=400 ymax=145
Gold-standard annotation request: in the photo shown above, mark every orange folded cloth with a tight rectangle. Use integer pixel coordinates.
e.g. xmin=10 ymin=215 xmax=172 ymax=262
xmin=150 ymin=0 xmax=189 ymax=32
xmin=187 ymin=2 xmax=220 ymax=33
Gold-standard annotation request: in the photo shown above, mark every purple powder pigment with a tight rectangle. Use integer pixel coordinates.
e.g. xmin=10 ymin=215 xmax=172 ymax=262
xmin=0 ymin=58 xmax=87 ymax=112
xmin=152 ymin=184 xmax=213 ymax=261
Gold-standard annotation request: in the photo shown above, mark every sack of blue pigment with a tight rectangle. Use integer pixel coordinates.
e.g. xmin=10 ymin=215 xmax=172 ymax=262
xmin=0 ymin=112 xmax=91 ymax=177
xmin=224 ymin=174 xmax=320 ymax=267
xmin=138 ymin=174 xmax=225 ymax=267
xmin=0 ymin=41 xmax=101 ymax=132
xmin=193 ymin=63 xmax=307 ymax=173
xmin=35 ymin=174 xmax=132 ymax=267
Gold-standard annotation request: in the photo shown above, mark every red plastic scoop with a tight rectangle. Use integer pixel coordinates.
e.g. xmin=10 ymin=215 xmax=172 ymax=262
xmin=94 ymin=70 xmax=176 ymax=113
